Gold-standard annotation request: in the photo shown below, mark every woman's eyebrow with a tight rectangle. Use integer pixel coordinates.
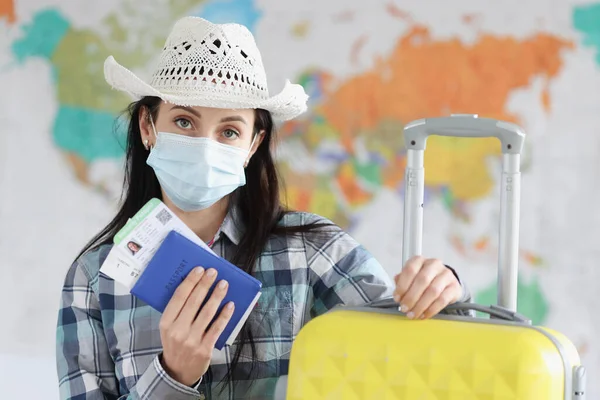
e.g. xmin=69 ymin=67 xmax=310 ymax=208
xmin=170 ymin=105 xmax=202 ymax=118
xmin=220 ymin=115 xmax=247 ymax=125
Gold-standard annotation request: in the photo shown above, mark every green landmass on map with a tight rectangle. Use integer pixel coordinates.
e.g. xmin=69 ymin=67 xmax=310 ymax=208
xmin=573 ymin=3 xmax=600 ymax=64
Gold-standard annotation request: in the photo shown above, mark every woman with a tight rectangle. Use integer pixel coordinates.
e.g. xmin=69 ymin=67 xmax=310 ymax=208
xmin=56 ymin=17 xmax=471 ymax=399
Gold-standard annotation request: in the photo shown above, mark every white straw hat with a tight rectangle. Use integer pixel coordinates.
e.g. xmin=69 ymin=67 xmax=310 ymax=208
xmin=103 ymin=16 xmax=309 ymax=121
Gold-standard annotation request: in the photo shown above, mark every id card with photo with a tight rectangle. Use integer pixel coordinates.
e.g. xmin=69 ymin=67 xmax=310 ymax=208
xmin=99 ymin=198 xmax=216 ymax=289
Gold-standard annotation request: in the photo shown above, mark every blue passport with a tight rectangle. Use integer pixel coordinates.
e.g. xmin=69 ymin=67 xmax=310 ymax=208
xmin=130 ymin=230 xmax=262 ymax=350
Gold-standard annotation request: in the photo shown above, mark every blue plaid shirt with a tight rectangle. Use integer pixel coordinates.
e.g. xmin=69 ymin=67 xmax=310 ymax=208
xmin=56 ymin=211 xmax=470 ymax=399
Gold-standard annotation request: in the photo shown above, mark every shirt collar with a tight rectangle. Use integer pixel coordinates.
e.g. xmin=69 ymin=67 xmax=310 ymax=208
xmin=217 ymin=205 xmax=244 ymax=246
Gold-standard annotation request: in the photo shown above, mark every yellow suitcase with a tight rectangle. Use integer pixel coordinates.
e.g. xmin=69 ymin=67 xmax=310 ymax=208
xmin=285 ymin=115 xmax=587 ymax=400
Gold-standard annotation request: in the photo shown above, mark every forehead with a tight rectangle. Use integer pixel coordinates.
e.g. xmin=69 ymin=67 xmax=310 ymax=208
xmin=160 ymin=102 xmax=255 ymax=122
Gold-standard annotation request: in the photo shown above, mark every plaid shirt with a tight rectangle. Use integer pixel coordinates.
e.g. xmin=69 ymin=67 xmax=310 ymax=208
xmin=56 ymin=211 xmax=471 ymax=399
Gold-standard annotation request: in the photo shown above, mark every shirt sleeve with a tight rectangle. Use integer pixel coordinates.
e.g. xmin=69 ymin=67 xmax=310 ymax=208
xmin=306 ymin=228 xmax=472 ymax=318
xmin=445 ymin=264 xmax=472 ymax=304
xmin=56 ymin=256 xmax=204 ymax=400
xmin=306 ymin=229 xmax=395 ymax=317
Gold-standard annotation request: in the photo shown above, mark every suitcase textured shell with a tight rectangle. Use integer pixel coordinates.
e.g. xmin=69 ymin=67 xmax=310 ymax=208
xmin=286 ymin=307 xmax=582 ymax=400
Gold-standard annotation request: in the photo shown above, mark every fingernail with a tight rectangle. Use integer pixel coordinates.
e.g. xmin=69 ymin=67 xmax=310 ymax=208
xmin=407 ymin=311 xmax=415 ymax=319
xmin=206 ymin=268 xmax=217 ymax=277
xmin=218 ymin=280 xmax=228 ymax=289
xmin=195 ymin=267 xmax=204 ymax=276
xmin=400 ymin=304 xmax=409 ymax=313
xmin=226 ymin=302 xmax=234 ymax=310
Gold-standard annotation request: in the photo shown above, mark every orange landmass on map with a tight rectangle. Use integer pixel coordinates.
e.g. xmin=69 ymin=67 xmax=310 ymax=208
xmin=311 ymin=26 xmax=572 ymax=203
xmin=0 ymin=0 xmax=15 ymax=23
xmin=280 ymin=23 xmax=572 ymax=220
xmin=321 ymin=26 xmax=572 ymax=148
xmin=382 ymin=155 xmax=406 ymax=188
xmin=336 ymin=161 xmax=372 ymax=206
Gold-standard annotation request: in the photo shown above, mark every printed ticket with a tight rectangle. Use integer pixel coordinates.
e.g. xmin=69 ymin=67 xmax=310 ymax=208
xmin=99 ymin=198 xmax=216 ymax=289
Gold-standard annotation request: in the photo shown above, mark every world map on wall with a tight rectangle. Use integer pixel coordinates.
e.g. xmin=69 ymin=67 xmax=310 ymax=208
xmin=6 ymin=0 xmax=572 ymax=322
xmin=3 ymin=0 xmax=600 ymax=396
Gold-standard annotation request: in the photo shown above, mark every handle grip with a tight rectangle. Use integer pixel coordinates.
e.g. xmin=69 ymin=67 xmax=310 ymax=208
xmin=404 ymin=114 xmax=525 ymax=154
xmin=442 ymin=303 xmax=531 ymax=324
xmin=362 ymin=297 xmax=531 ymax=323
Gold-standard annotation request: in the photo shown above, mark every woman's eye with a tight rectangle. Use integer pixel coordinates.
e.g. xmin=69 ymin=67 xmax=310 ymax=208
xmin=175 ymin=118 xmax=192 ymax=129
xmin=222 ymin=129 xmax=239 ymax=139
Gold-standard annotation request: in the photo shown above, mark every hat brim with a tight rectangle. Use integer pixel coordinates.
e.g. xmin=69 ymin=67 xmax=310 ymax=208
xmin=104 ymin=56 xmax=308 ymax=122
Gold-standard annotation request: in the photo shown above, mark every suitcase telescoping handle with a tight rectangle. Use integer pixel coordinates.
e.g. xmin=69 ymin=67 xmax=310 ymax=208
xmin=401 ymin=114 xmax=526 ymax=312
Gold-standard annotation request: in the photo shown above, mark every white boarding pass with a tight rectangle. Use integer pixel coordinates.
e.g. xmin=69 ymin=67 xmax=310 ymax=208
xmin=100 ymin=198 xmax=216 ymax=289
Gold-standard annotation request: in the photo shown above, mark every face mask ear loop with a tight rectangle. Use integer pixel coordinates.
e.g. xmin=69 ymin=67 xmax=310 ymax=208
xmin=148 ymin=112 xmax=158 ymax=142
xmin=244 ymin=134 xmax=258 ymax=167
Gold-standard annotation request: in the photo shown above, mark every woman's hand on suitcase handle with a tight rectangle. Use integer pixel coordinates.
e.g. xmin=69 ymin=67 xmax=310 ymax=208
xmin=393 ymin=256 xmax=462 ymax=320
xmin=158 ymin=266 xmax=235 ymax=387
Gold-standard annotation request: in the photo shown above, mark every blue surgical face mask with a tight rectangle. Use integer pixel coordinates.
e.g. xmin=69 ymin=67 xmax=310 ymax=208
xmin=146 ymin=117 xmax=256 ymax=212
